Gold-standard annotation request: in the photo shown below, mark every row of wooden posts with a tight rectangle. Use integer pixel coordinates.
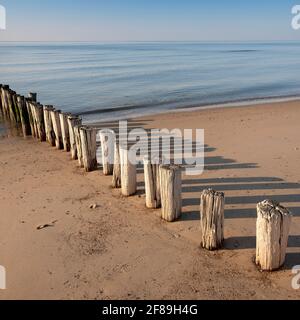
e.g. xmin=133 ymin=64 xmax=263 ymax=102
xmin=0 ymin=84 xmax=293 ymax=272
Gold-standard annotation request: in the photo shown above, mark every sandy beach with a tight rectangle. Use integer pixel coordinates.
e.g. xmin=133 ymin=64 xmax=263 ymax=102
xmin=0 ymin=100 xmax=300 ymax=300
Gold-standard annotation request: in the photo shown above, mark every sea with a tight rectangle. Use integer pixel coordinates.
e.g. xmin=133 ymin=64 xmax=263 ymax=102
xmin=1 ymin=41 xmax=300 ymax=123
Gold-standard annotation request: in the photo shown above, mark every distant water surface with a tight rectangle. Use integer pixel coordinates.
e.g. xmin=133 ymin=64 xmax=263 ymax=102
xmin=1 ymin=42 xmax=300 ymax=123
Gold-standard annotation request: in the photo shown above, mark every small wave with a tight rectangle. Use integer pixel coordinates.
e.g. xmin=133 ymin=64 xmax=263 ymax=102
xmin=77 ymin=99 xmax=181 ymax=116
xmin=222 ymin=49 xmax=260 ymax=53
xmin=78 ymin=94 xmax=300 ymax=122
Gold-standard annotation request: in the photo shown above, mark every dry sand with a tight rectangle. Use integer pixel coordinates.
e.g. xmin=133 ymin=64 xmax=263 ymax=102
xmin=0 ymin=100 xmax=300 ymax=300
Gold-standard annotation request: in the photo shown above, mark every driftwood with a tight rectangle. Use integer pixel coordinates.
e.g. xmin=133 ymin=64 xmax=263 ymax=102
xmin=80 ymin=126 xmax=97 ymax=172
xmin=112 ymin=140 xmax=121 ymax=188
xmin=50 ymin=109 xmax=63 ymax=149
xmin=256 ymin=200 xmax=292 ymax=271
xmin=100 ymin=129 xmax=115 ymax=175
xmin=59 ymin=112 xmax=71 ymax=152
xmin=143 ymin=156 xmax=161 ymax=209
xmin=200 ymin=189 xmax=225 ymax=250
xmin=119 ymin=147 xmax=136 ymax=196
xmin=159 ymin=165 xmax=182 ymax=222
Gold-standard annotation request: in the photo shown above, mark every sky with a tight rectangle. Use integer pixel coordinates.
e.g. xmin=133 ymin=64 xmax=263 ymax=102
xmin=0 ymin=0 xmax=299 ymax=41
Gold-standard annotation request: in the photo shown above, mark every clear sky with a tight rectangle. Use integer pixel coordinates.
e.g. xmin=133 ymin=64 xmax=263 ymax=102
xmin=0 ymin=0 xmax=299 ymax=41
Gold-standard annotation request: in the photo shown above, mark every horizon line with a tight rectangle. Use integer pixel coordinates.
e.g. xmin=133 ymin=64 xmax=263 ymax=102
xmin=0 ymin=39 xmax=300 ymax=43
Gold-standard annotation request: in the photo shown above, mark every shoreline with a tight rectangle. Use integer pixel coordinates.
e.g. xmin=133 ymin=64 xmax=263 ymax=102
xmin=84 ymin=94 xmax=300 ymax=124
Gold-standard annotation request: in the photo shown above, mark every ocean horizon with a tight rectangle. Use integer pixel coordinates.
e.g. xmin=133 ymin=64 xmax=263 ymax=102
xmin=1 ymin=41 xmax=300 ymax=123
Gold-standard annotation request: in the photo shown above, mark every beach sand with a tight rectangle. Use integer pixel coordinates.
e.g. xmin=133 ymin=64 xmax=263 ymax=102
xmin=0 ymin=100 xmax=300 ymax=300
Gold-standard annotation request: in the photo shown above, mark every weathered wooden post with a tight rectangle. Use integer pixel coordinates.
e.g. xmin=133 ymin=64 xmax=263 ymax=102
xmin=256 ymin=200 xmax=292 ymax=271
xmin=0 ymin=85 xmax=6 ymax=117
xmin=29 ymin=101 xmax=39 ymax=139
xmin=200 ymin=189 xmax=225 ymax=250
xmin=59 ymin=112 xmax=71 ymax=152
xmin=7 ymin=89 xmax=17 ymax=124
xmin=119 ymin=146 xmax=137 ymax=196
xmin=26 ymin=93 xmax=38 ymax=138
xmin=11 ymin=91 xmax=21 ymax=125
xmin=99 ymin=129 xmax=115 ymax=175
xmin=74 ymin=125 xmax=84 ymax=167
xmin=43 ymin=105 xmax=55 ymax=146
xmin=25 ymin=98 xmax=36 ymax=138
xmin=0 ymin=84 xmax=3 ymax=116
xmin=28 ymin=92 xmax=37 ymax=102
xmin=17 ymin=95 xmax=31 ymax=137
xmin=143 ymin=155 xmax=162 ymax=209
xmin=1 ymin=85 xmax=10 ymax=119
xmin=50 ymin=109 xmax=63 ymax=149
xmin=35 ymin=103 xmax=46 ymax=142
xmin=112 ymin=140 xmax=121 ymax=188
xmin=159 ymin=165 xmax=182 ymax=222
xmin=67 ymin=116 xmax=82 ymax=160
xmin=27 ymin=92 xmax=38 ymax=137
xmin=80 ymin=126 xmax=97 ymax=172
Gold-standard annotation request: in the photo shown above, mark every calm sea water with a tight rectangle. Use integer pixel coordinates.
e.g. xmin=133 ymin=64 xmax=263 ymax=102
xmin=1 ymin=42 xmax=300 ymax=123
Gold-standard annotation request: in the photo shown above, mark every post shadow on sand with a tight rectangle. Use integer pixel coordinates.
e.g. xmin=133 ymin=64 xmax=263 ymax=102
xmin=95 ymin=119 xmax=300 ymax=222
xmin=224 ymin=235 xmax=300 ymax=250
xmin=93 ymin=119 xmax=300 ymax=271
xmin=224 ymin=236 xmax=300 ymax=270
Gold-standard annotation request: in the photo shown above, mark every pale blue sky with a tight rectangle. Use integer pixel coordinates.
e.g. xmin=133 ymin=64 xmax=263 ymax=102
xmin=0 ymin=0 xmax=299 ymax=41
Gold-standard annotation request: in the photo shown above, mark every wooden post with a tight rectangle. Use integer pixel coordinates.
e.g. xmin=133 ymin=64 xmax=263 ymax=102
xmin=112 ymin=140 xmax=121 ymax=188
xmin=27 ymin=92 xmax=37 ymax=138
xmin=29 ymin=101 xmax=39 ymax=139
xmin=43 ymin=105 xmax=56 ymax=146
xmin=59 ymin=112 xmax=71 ymax=152
xmin=200 ymin=189 xmax=225 ymax=250
xmin=119 ymin=147 xmax=136 ymax=196
xmin=74 ymin=125 xmax=84 ymax=167
xmin=143 ymin=155 xmax=161 ymax=209
xmin=0 ymin=85 xmax=7 ymax=118
xmin=256 ymin=200 xmax=292 ymax=271
xmin=28 ymin=92 xmax=37 ymax=102
xmin=1 ymin=85 xmax=10 ymax=119
xmin=67 ymin=116 xmax=82 ymax=160
xmin=80 ymin=126 xmax=97 ymax=172
xmin=159 ymin=165 xmax=182 ymax=222
xmin=35 ymin=103 xmax=46 ymax=142
xmin=100 ymin=129 xmax=115 ymax=175
xmin=7 ymin=89 xmax=17 ymax=124
xmin=0 ymin=84 xmax=3 ymax=116
xmin=11 ymin=91 xmax=21 ymax=124
xmin=50 ymin=109 xmax=63 ymax=149
xmin=25 ymin=98 xmax=36 ymax=138
xmin=17 ymin=95 xmax=31 ymax=137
